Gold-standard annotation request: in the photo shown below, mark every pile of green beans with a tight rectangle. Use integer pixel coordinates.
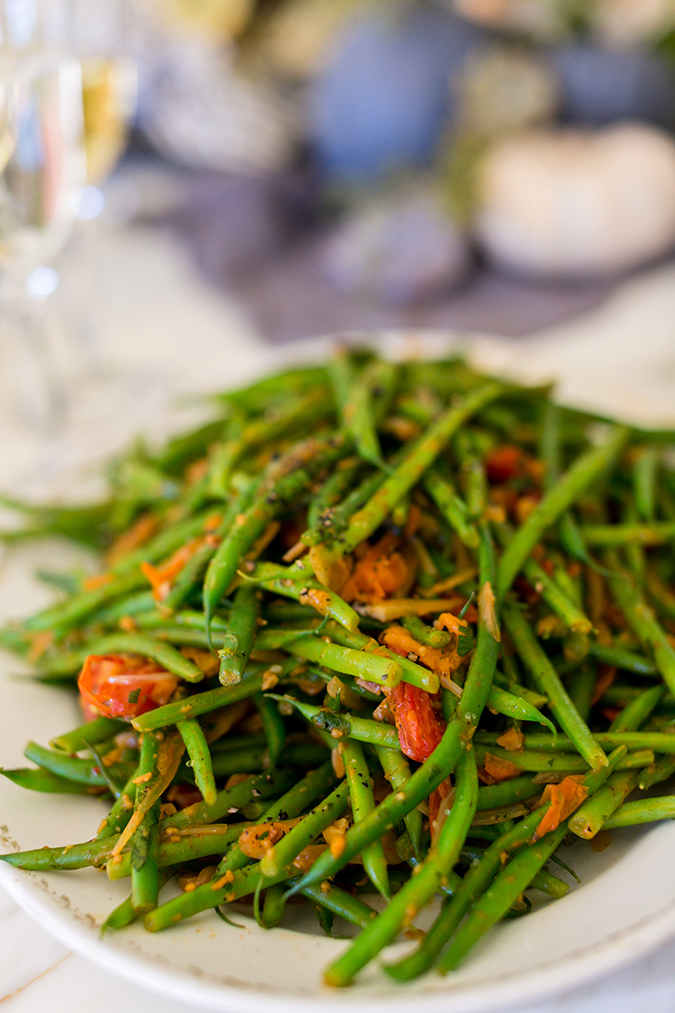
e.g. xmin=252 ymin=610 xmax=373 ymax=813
xmin=3 ymin=349 xmax=675 ymax=986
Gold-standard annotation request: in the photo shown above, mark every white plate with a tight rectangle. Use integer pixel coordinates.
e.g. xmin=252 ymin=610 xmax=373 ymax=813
xmin=2 ymin=329 xmax=675 ymax=1013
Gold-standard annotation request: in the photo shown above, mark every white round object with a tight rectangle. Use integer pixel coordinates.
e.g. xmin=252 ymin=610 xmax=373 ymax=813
xmin=322 ymin=189 xmax=471 ymax=305
xmin=476 ymin=123 xmax=675 ymax=277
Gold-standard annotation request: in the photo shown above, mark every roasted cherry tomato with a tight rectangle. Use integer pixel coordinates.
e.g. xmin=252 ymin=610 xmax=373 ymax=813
xmin=485 ymin=445 xmax=523 ymax=484
xmin=389 ymin=681 xmax=445 ymax=762
xmin=78 ymin=653 xmax=179 ymax=720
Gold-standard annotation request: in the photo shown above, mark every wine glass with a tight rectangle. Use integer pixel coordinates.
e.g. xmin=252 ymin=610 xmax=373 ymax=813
xmin=50 ymin=0 xmax=137 ymax=382
xmin=0 ymin=46 xmax=85 ymax=431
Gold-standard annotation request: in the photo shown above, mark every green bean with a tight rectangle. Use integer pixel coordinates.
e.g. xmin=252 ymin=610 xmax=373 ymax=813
xmin=610 ymin=685 xmax=664 ymax=733
xmin=632 ymin=446 xmax=659 ymax=522
xmin=646 ymin=571 xmax=675 ymax=622
xmin=422 ymin=469 xmax=479 ymax=549
xmin=259 ymin=882 xmax=288 ymax=928
xmin=0 ymin=768 xmax=100 ymax=794
xmin=369 ymin=798 xmax=545 ymax=981
xmin=639 ymin=753 xmax=675 ymax=791
xmin=254 ymin=692 xmax=285 ymax=769
xmin=102 ymin=871 xmax=170 ymax=932
xmin=241 ymin=562 xmax=360 ymax=633
xmin=163 ymin=767 xmax=295 ymax=832
xmin=62 ymin=632 xmax=204 ymax=683
xmin=208 ymin=745 xmax=266 ymax=778
xmin=108 ymin=827 xmax=251 ymax=885
xmin=476 ymin=729 xmax=674 ymax=754
xmin=23 ymin=741 xmax=132 ymax=789
xmin=339 ymin=382 xmax=503 ymax=555
xmin=458 ymin=846 xmax=568 ymax=899
xmin=289 ymin=522 xmax=500 ymax=896
xmin=503 ymin=604 xmax=608 ymax=769
xmin=375 ymin=745 xmax=423 ymax=862
xmin=96 ymin=772 xmax=138 ymax=839
xmin=208 ymin=390 xmax=331 ymax=500
xmin=540 ymin=401 xmax=561 ymax=490
xmin=401 ymin=614 xmax=451 ymax=648
xmin=323 ymin=747 xmax=478 ymax=987
xmin=472 ymin=743 xmax=652 ymax=772
xmin=24 ymin=570 xmax=147 ymax=635
xmin=299 ymin=880 xmax=377 ymax=930
xmin=341 ymin=739 xmax=389 ymax=898
xmin=14 ymin=353 xmax=675 ymax=982
xmin=131 ymin=612 xmax=225 ymax=640
xmin=522 ymin=556 xmax=592 ymax=635
xmin=241 ymin=798 xmax=275 ymax=820
xmin=111 ymin=509 xmax=221 ymax=577
xmin=218 ymin=584 xmax=259 ymax=685
xmin=476 ymin=776 xmax=542 ymax=811
xmin=497 ymin=425 xmax=628 ymax=600
xmin=307 ymin=459 xmax=362 ymax=531
xmin=203 ymin=434 xmax=348 ymax=634
xmin=553 ymin=556 xmax=583 ymax=604
xmin=487 ymin=684 xmax=556 ymax=733
xmin=176 ymin=719 xmax=217 ymax=806
xmin=344 ymin=359 xmax=397 ymax=468
xmin=212 ymin=732 xmax=268 ymax=754
xmin=436 ymin=748 xmax=625 ymax=975
xmin=156 ymin=762 xmax=336 ymax=931
xmin=1 ymin=836 xmax=116 ymax=870
xmin=566 ymin=663 xmax=595 ymax=723
xmin=587 ymin=642 xmax=657 ymax=677
xmin=329 ymin=349 xmax=355 ymax=414
xmin=50 ymin=717 xmax=127 ymax=754
xmin=160 ymin=538 xmax=218 ymax=614
xmin=607 ymin=560 xmax=675 ymax=697
xmin=270 ymin=695 xmax=400 ymax=750
xmin=493 ymin=668 xmax=549 ymax=710
xmin=303 ymin=472 xmax=385 ymax=548
xmin=284 ymin=638 xmax=405 ymax=689
xmin=320 ymin=622 xmax=440 ymax=693
xmin=144 ymin=780 xmax=350 ymax=931
xmin=581 ymin=522 xmax=675 ymax=546
xmin=132 ymin=667 xmax=266 ymax=731
xmin=221 ymin=364 xmax=329 ymax=414
xmin=603 ymin=796 xmax=675 ymax=829
xmin=558 ymin=512 xmax=607 ymax=574
xmin=567 ymin=770 xmax=640 ymax=839
xmin=131 ymin=731 xmax=161 ymax=914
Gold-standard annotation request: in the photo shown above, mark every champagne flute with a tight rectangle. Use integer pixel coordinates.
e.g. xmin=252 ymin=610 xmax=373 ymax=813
xmin=0 ymin=48 xmax=85 ymax=431
xmin=51 ymin=0 xmax=137 ymax=383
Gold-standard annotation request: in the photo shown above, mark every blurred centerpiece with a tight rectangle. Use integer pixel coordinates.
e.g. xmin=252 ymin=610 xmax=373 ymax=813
xmin=124 ymin=0 xmax=675 ymax=312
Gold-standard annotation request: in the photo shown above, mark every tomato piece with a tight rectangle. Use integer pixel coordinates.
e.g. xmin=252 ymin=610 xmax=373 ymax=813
xmin=485 ymin=445 xmax=523 ymax=484
xmin=78 ymin=653 xmax=179 ymax=720
xmin=389 ymin=682 xmax=445 ymax=762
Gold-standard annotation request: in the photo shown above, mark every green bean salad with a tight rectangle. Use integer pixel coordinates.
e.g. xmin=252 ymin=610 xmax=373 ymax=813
xmin=2 ymin=349 xmax=675 ymax=986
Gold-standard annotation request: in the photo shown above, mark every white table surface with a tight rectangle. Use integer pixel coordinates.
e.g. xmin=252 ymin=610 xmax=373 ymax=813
xmin=3 ymin=183 xmax=675 ymax=1011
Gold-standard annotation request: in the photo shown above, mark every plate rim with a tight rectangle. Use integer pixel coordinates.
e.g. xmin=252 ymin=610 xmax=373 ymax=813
xmin=4 ymin=855 xmax=675 ymax=1013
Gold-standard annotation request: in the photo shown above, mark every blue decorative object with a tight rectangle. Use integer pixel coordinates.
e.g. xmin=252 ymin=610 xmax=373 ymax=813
xmin=309 ymin=5 xmax=483 ymax=180
xmin=550 ymin=45 xmax=675 ymax=131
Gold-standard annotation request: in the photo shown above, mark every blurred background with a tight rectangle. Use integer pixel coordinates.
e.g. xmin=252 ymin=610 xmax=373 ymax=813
xmin=3 ymin=0 xmax=675 ymax=485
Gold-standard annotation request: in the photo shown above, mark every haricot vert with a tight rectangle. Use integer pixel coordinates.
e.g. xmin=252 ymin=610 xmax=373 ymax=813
xmin=2 ymin=347 xmax=675 ymax=985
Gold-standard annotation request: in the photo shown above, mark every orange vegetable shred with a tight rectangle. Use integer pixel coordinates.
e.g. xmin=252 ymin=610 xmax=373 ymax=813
xmin=496 ymin=727 xmax=525 ymax=752
xmin=482 ymin=752 xmax=523 ymax=783
xmin=534 ymin=775 xmax=588 ymax=840
xmin=340 ymin=533 xmax=414 ymax=604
